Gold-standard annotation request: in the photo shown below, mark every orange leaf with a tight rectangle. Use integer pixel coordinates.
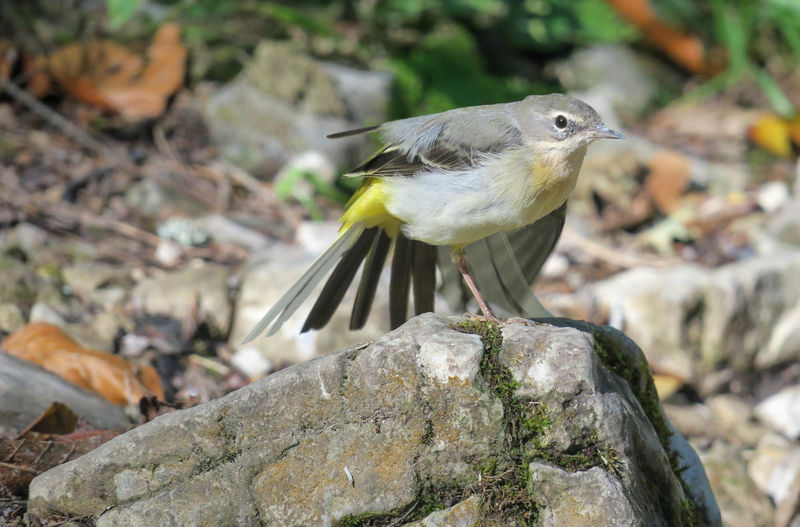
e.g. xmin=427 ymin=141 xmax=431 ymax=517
xmin=645 ymin=150 xmax=692 ymax=214
xmin=606 ymin=0 xmax=709 ymax=75
xmin=1 ymin=323 xmax=164 ymax=405
xmin=749 ymin=114 xmax=792 ymax=158
xmin=44 ymin=23 xmax=185 ymax=120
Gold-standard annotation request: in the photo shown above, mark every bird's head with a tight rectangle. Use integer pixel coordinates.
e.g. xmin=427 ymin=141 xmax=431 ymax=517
xmin=515 ymin=93 xmax=624 ymax=156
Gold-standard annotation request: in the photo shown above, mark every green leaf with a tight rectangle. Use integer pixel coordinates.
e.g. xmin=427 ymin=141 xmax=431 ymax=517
xmin=752 ymin=67 xmax=795 ymax=117
xmin=106 ymin=0 xmax=142 ymax=29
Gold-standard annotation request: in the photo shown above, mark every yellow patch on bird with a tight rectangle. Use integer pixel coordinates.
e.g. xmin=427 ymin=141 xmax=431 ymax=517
xmin=523 ymin=144 xmax=586 ymax=222
xmin=340 ymin=178 xmax=401 ymax=237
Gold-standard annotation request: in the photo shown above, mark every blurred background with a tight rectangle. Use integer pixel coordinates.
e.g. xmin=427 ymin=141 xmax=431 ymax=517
xmin=1 ymin=1 xmax=800 ymax=525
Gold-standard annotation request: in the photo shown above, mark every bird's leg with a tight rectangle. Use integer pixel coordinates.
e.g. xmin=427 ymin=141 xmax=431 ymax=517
xmin=451 ymin=248 xmax=498 ymax=321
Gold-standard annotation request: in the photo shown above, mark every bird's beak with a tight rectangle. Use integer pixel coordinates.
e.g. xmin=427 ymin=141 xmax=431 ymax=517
xmin=588 ymin=125 xmax=625 ymax=140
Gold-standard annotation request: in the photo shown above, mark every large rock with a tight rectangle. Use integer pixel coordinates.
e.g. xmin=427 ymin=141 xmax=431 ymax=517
xmin=27 ymin=315 xmax=719 ymax=526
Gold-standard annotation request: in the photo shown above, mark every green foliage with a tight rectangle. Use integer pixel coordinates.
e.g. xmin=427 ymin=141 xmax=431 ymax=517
xmin=657 ymin=0 xmax=800 ymax=115
xmin=106 ymin=0 xmax=142 ymax=29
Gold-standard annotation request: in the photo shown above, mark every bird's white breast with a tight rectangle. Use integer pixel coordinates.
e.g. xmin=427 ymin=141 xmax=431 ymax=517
xmin=383 ymin=145 xmax=586 ymax=247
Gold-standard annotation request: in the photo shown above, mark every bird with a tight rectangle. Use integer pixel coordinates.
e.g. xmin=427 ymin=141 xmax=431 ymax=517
xmin=244 ymin=93 xmax=623 ymax=341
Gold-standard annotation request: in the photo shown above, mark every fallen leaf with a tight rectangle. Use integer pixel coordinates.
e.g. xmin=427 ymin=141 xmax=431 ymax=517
xmin=16 ymin=402 xmax=78 ymax=438
xmin=653 ymin=373 xmax=684 ymax=399
xmin=45 ymin=23 xmax=185 ymax=120
xmin=606 ymin=0 xmax=710 ymax=75
xmin=1 ymin=322 xmax=164 ymax=405
xmin=645 ymin=150 xmax=692 ymax=214
xmin=749 ymin=114 xmax=792 ymax=158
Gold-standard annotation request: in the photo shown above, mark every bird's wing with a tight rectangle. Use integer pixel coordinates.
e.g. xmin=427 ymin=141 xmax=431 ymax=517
xmin=330 ymin=103 xmax=523 ymax=177
xmin=439 ymin=202 xmax=567 ymax=317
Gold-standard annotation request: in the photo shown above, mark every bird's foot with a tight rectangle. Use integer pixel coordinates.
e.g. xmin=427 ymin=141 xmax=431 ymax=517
xmin=469 ymin=313 xmax=502 ymax=326
xmin=503 ymin=317 xmax=535 ymax=327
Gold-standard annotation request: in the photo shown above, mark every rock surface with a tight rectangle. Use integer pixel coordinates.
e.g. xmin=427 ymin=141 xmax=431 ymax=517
xmin=198 ymin=40 xmax=390 ymax=176
xmin=27 ymin=315 xmax=720 ymax=526
xmin=591 ymin=252 xmax=800 ymax=383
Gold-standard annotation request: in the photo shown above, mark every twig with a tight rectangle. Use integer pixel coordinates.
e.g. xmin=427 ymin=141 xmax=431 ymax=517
xmin=3 ymin=438 xmax=25 ymax=462
xmin=0 ymin=79 xmax=113 ymax=157
xmin=0 ymin=460 xmax=39 ymax=474
xmin=33 ymin=440 xmax=53 ymax=465
xmin=561 ymin=226 xmax=680 ymax=268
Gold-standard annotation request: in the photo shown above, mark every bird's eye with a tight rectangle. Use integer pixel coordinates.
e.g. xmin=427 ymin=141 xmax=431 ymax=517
xmin=555 ymin=115 xmax=568 ymax=129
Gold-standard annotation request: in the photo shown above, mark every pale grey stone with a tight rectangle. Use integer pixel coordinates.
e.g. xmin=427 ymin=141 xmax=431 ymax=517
xmin=700 ymin=441 xmax=774 ymax=527
xmin=591 ymin=252 xmax=800 ymax=383
xmin=130 ymin=261 xmax=231 ymax=335
xmin=756 ymin=386 xmax=800 ymax=439
xmin=747 ymin=433 xmax=800 ymax=504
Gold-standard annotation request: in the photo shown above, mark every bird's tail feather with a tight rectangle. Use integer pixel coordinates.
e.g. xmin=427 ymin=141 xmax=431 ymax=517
xmin=301 ymin=226 xmax=383 ymax=332
xmin=241 ymin=224 xmax=365 ymax=342
xmin=350 ymin=230 xmax=391 ymax=330
xmin=389 ymin=233 xmax=412 ymax=328
xmin=412 ymin=241 xmax=437 ymax=316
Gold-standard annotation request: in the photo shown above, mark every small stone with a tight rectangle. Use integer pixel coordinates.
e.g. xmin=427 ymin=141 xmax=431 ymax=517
xmin=62 ymin=262 xmax=132 ymax=308
xmin=0 ymin=302 xmax=25 ymax=333
xmin=747 ymin=433 xmax=800 ymax=503
xmin=193 ymin=214 xmax=271 ymax=251
xmin=755 ymin=386 xmax=800 ymax=439
xmin=156 ymin=218 xmax=211 ymax=247
xmin=130 ymin=261 xmax=232 ymax=335
xmin=663 ymin=403 xmax=714 ymax=439
xmin=29 ymin=302 xmax=67 ymax=326
xmin=699 ymin=441 xmax=774 ymax=527
xmin=758 ymin=181 xmax=790 ymax=213
xmin=404 ymin=494 xmax=481 ymax=527
xmin=230 ymin=346 xmax=274 ymax=379
xmin=757 ymin=303 xmax=800 ymax=369
xmin=154 ymin=241 xmax=182 ymax=267
xmin=707 ymin=394 xmax=768 ymax=447
xmin=540 ymin=252 xmax=569 ymax=278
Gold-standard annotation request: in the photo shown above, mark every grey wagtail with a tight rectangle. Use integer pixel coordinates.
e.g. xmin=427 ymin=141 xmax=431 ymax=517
xmin=244 ymin=93 xmax=623 ymax=341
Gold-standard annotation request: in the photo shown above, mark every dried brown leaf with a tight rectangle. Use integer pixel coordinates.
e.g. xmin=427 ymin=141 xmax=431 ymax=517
xmin=1 ymin=323 xmax=164 ymax=405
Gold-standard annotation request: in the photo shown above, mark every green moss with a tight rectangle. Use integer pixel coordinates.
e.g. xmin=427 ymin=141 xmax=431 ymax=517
xmin=455 ymin=319 xmax=539 ymax=526
xmin=333 ymin=487 xmax=452 ymax=526
xmin=592 ymin=327 xmax=701 ymax=527
xmin=333 ymin=511 xmax=389 ymax=527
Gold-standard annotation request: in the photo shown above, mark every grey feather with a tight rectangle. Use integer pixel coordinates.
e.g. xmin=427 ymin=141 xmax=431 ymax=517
xmin=241 ymin=225 xmax=364 ymax=342
xmin=327 ymin=124 xmax=380 ymax=139
xmin=487 ymin=232 xmax=551 ymax=317
xmin=350 ymin=230 xmax=391 ymax=330
xmin=411 ymin=241 xmax=437 ymax=315
xmin=302 ymin=228 xmax=378 ymax=332
xmin=506 ymin=201 xmax=567 ymax=284
xmin=464 ymin=240 xmax=517 ymax=314
xmin=439 ymin=202 xmax=567 ymax=316
xmin=389 ymin=234 xmax=412 ymax=328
